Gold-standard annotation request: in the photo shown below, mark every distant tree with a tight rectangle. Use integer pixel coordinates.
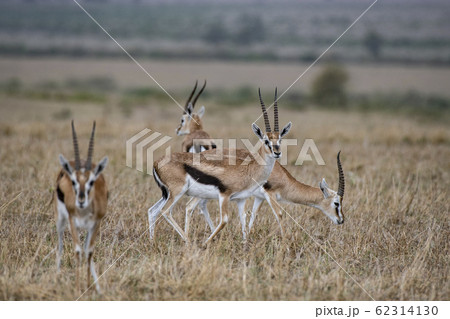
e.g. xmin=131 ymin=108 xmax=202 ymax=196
xmin=203 ymin=19 xmax=228 ymax=44
xmin=234 ymin=14 xmax=265 ymax=45
xmin=4 ymin=78 xmax=22 ymax=94
xmin=363 ymin=30 xmax=383 ymax=59
xmin=311 ymin=64 xmax=349 ymax=107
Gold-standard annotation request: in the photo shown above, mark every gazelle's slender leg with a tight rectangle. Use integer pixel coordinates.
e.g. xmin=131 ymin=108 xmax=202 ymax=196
xmin=185 ymin=198 xmax=214 ymax=238
xmin=148 ymin=197 xmax=166 ymax=240
xmin=204 ymin=194 xmax=229 ymax=246
xmin=248 ymin=197 xmax=264 ymax=233
xmin=236 ymin=199 xmax=247 ymax=241
xmin=185 ymin=197 xmax=200 ymax=235
xmin=159 ymin=187 xmax=188 ymax=241
xmin=68 ymin=214 xmax=82 ymax=291
xmin=56 ymin=200 xmax=68 ymax=272
xmin=198 ymin=199 xmax=215 ymax=232
xmin=86 ymin=221 xmax=101 ymax=293
xmin=262 ymin=191 xmax=283 ymax=236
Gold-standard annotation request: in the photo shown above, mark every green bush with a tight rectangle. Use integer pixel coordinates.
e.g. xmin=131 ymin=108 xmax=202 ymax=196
xmin=311 ymin=64 xmax=349 ymax=107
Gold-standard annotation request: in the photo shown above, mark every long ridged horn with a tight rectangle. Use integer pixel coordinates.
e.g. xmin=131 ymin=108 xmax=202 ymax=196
xmin=274 ymin=87 xmax=279 ymax=132
xmin=192 ymin=80 xmax=206 ymax=107
xmin=337 ymin=151 xmax=345 ymax=198
xmin=71 ymin=120 xmax=81 ymax=171
xmin=85 ymin=121 xmax=96 ymax=171
xmin=184 ymin=80 xmax=198 ymax=113
xmin=258 ymin=88 xmax=271 ymax=132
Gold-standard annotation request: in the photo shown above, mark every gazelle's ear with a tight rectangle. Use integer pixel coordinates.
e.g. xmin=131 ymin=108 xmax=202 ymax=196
xmin=93 ymin=156 xmax=108 ymax=178
xmin=187 ymin=103 xmax=194 ymax=115
xmin=252 ymin=123 xmax=265 ymax=140
xmin=319 ymin=178 xmax=330 ymax=198
xmin=280 ymin=122 xmax=292 ymax=138
xmin=59 ymin=154 xmax=74 ymax=175
xmin=197 ymin=106 xmax=205 ymax=118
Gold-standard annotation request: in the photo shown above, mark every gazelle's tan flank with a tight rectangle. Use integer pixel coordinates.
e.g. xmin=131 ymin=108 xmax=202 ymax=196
xmin=55 ymin=121 xmax=108 ymax=293
xmin=148 ymin=89 xmax=291 ymax=245
xmin=176 ymin=80 xmax=216 ymax=153
xmin=246 ymin=152 xmax=345 ymax=233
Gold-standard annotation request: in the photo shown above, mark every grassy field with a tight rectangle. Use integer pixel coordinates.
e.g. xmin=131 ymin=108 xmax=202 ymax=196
xmin=0 ymin=81 xmax=448 ymax=300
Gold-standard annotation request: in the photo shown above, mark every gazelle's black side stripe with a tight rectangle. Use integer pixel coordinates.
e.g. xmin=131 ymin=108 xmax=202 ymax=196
xmin=183 ymin=164 xmax=227 ymax=193
xmin=263 ymin=182 xmax=272 ymax=190
xmin=153 ymin=168 xmax=168 ymax=200
xmin=56 ymin=186 xmax=64 ymax=202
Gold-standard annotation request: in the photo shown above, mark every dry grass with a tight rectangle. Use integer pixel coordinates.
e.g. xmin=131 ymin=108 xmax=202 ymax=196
xmin=0 ymin=95 xmax=448 ymax=301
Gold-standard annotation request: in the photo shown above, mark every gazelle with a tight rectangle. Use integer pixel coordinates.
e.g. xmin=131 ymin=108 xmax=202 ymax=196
xmin=186 ymin=152 xmax=345 ymax=240
xmin=176 ymin=80 xmax=216 ymax=153
xmin=148 ymin=89 xmax=292 ymax=245
xmin=55 ymin=120 xmax=108 ymax=293
xmin=176 ymin=80 xmax=216 ymax=232
xmin=246 ymin=151 xmax=345 ymax=234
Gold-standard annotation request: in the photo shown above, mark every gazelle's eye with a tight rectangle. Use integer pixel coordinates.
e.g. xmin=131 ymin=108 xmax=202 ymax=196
xmin=334 ymin=202 xmax=339 ymax=207
xmin=71 ymin=181 xmax=75 ymax=186
xmin=89 ymin=181 xmax=94 ymax=187
xmin=265 ymin=140 xmax=270 ymax=146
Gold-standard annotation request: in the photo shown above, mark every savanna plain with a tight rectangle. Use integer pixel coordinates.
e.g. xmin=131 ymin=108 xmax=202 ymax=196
xmin=0 ymin=57 xmax=449 ymax=301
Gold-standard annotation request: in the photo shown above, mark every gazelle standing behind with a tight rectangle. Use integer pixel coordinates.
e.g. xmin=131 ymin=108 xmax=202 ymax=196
xmin=55 ymin=121 xmax=108 ymax=293
xmin=148 ymin=89 xmax=291 ymax=245
xmin=176 ymin=80 xmax=216 ymax=153
xmin=176 ymin=80 xmax=216 ymax=232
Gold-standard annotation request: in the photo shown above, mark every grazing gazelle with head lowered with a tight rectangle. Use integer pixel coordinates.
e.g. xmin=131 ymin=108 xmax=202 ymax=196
xmin=148 ymin=89 xmax=292 ymax=245
xmin=187 ymin=152 xmax=346 ymax=241
xmin=246 ymin=151 xmax=345 ymax=234
xmin=55 ymin=121 xmax=108 ymax=293
xmin=176 ymin=80 xmax=216 ymax=153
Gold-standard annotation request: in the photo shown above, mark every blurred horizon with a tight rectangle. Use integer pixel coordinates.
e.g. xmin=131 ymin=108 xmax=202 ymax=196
xmin=1 ymin=0 xmax=450 ymax=65
xmin=1 ymin=0 xmax=450 ymax=122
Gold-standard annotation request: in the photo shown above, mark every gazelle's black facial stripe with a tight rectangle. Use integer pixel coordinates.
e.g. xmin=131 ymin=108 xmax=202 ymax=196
xmin=264 ymin=139 xmax=273 ymax=152
xmin=87 ymin=179 xmax=95 ymax=194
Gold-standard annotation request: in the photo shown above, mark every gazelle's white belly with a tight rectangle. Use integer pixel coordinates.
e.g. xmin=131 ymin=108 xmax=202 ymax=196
xmin=188 ymin=145 xmax=207 ymax=153
xmin=185 ymin=176 xmax=220 ymax=199
xmin=75 ymin=214 xmax=95 ymax=230
xmin=185 ymin=175 xmax=264 ymax=201
xmin=251 ymin=186 xmax=284 ymax=202
xmin=75 ymin=206 xmax=95 ymax=230
xmin=230 ymin=183 xmax=262 ymax=201
xmin=57 ymin=199 xmax=95 ymax=230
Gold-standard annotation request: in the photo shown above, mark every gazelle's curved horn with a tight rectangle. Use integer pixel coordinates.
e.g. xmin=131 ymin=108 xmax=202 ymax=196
xmin=258 ymin=88 xmax=271 ymax=132
xmin=184 ymin=80 xmax=198 ymax=112
xmin=192 ymin=80 xmax=206 ymax=107
xmin=85 ymin=121 xmax=96 ymax=171
xmin=274 ymin=87 xmax=279 ymax=132
xmin=337 ymin=151 xmax=345 ymax=198
xmin=71 ymin=120 xmax=81 ymax=171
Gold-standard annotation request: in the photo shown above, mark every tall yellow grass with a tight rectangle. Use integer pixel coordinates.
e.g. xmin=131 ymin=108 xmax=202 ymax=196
xmin=0 ymin=96 xmax=448 ymax=300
